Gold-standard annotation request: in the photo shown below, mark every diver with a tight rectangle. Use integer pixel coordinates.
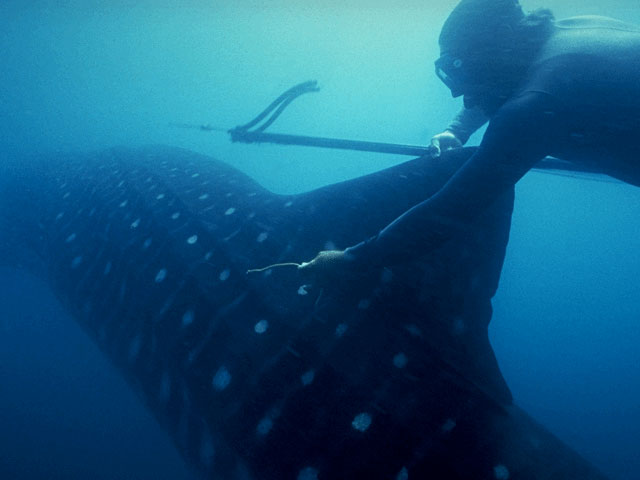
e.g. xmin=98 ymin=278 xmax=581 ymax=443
xmin=298 ymin=0 xmax=640 ymax=279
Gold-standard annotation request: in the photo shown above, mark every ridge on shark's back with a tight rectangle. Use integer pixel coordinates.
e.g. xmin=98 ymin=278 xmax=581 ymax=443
xmin=0 ymin=145 xmax=609 ymax=479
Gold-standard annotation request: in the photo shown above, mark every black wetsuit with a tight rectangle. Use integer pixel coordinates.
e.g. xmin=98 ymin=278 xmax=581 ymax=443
xmin=347 ymin=16 xmax=640 ymax=265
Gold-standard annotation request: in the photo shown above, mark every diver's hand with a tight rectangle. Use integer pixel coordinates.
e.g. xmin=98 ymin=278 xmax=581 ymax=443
xmin=298 ymin=250 xmax=355 ymax=286
xmin=430 ymin=131 xmax=462 ymax=157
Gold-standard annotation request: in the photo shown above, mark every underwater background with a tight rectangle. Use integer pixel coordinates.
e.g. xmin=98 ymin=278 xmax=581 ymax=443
xmin=0 ymin=1 xmax=639 ymax=479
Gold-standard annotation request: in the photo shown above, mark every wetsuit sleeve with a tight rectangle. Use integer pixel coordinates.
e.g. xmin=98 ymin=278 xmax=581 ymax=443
xmin=446 ymin=106 xmax=488 ymax=144
xmin=346 ymin=92 xmax=558 ymax=266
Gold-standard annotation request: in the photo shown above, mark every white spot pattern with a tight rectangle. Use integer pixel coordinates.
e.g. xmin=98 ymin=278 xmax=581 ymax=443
xmin=442 ymin=418 xmax=456 ymax=433
xmin=335 ymin=324 xmax=348 ymax=337
xmin=297 ymin=467 xmax=318 ymax=480
xmin=212 ymin=366 xmax=231 ymax=391
xmin=155 ymin=269 xmax=167 ymax=283
xmin=357 ymin=299 xmax=371 ymax=310
xmin=254 ymin=320 xmax=269 ymax=334
xmin=301 ymin=370 xmax=315 ymax=386
xmin=352 ymin=413 xmax=372 ymax=432
xmin=182 ymin=310 xmax=194 ymax=327
xmin=393 ymin=353 xmax=408 ymax=369
xmin=256 ymin=417 xmax=273 ymax=436
xmin=494 ymin=465 xmax=510 ymax=479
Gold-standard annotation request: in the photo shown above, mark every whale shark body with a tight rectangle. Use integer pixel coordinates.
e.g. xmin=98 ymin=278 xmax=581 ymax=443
xmin=0 ymin=146 xmax=607 ymax=479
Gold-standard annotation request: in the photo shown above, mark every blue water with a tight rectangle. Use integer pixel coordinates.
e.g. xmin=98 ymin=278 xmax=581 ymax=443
xmin=1 ymin=1 xmax=639 ymax=479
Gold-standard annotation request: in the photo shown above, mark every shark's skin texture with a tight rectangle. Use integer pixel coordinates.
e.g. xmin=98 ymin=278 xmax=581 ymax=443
xmin=0 ymin=146 xmax=608 ymax=479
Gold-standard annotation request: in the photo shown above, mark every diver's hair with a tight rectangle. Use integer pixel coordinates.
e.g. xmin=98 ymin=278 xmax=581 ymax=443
xmin=514 ymin=8 xmax=555 ymax=52
xmin=521 ymin=7 xmax=555 ymax=27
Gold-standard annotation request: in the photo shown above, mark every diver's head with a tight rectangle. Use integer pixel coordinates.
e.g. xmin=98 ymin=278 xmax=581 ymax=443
xmin=435 ymin=0 xmax=554 ymax=112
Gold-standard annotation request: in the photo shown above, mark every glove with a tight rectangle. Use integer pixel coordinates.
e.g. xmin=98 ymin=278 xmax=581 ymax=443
xmin=430 ymin=131 xmax=462 ymax=157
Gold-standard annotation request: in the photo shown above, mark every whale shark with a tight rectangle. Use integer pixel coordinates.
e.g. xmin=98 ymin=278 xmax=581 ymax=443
xmin=0 ymin=145 xmax=608 ymax=479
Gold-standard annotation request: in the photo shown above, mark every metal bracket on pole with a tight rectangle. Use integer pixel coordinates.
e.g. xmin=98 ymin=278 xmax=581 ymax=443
xmin=228 ymin=81 xmax=436 ymax=157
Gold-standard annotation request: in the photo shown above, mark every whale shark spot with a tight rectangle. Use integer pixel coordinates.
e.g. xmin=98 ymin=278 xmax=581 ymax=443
xmin=154 ymin=269 xmax=167 ymax=283
xmin=352 ymin=413 xmax=372 ymax=432
xmin=212 ymin=367 xmax=231 ymax=392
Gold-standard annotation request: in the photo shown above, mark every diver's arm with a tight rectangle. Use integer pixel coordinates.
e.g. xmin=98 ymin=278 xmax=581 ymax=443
xmin=446 ymin=105 xmax=488 ymax=144
xmin=347 ymin=92 xmax=557 ymax=266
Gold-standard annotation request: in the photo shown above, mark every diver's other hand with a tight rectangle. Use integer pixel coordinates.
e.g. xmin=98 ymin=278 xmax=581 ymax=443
xmin=430 ymin=130 xmax=462 ymax=157
xmin=298 ymin=250 xmax=354 ymax=285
